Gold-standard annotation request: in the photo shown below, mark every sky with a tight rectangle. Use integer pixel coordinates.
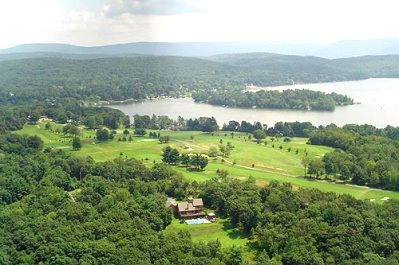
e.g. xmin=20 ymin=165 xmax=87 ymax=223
xmin=0 ymin=0 xmax=399 ymax=48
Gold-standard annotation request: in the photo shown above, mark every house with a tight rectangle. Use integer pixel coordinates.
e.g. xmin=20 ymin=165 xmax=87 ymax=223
xmin=177 ymin=196 xmax=206 ymax=219
xmin=165 ymin=198 xmax=178 ymax=214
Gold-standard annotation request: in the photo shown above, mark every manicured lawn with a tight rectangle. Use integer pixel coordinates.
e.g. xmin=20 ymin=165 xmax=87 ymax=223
xmin=16 ymin=121 xmax=399 ymax=202
xmin=165 ymin=217 xmax=255 ymax=260
xmin=165 ymin=217 xmax=249 ymax=248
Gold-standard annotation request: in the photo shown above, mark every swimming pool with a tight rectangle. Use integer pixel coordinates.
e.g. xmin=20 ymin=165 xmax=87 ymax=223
xmin=185 ymin=219 xmax=211 ymax=225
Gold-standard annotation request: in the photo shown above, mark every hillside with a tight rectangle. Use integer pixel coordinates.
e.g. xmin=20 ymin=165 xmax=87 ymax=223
xmin=0 ymin=56 xmax=242 ymax=103
xmin=1 ymin=53 xmax=399 ymax=104
xmin=209 ymin=53 xmax=399 ymax=84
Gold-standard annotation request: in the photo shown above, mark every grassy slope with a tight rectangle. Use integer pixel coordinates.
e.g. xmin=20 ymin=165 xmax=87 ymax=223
xmin=16 ymin=122 xmax=399 ymax=202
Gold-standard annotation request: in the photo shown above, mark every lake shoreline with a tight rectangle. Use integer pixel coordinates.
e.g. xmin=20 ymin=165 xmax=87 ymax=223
xmin=108 ymin=78 xmax=399 ymax=128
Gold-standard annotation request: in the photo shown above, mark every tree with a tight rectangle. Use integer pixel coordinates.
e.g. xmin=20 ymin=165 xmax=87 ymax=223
xmin=96 ymin=128 xmax=110 ymax=141
xmin=45 ymin=122 xmax=52 ymax=130
xmin=301 ymin=155 xmax=311 ymax=177
xmin=217 ymin=169 xmax=229 ymax=179
xmin=219 ymin=143 xmax=234 ymax=157
xmin=308 ymin=158 xmax=325 ymax=178
xmin=180 ymin=153 xmax=190 ymax=167
xmin=27 ymin=135 xmax=44 ymax=150
xmin=84 ymin=116 xmax=100 ymax=129
xmin=133 ymin=114 xmax=151 ymax=129
xmin=198 ymin=156 xmax=209 ymax=170
xmin=252 ymin=129 xmax=266 ymax=143
xmin=123 ymin=129 xmax=130 ymax=136
xmin=162 ymin=146 xmax=180 ymax=164
xmin=134 ymin=128 xmax=147 ymax=136
xmin=208 ymin=146 xmax=219 ymax=157
xmin=228 ymin=246 xmax=243 ymax=265
xmin=159 ymin=136 xmax=170 ymax=144
xmin=63 ymin=124 xmax=80 ymax=136
xmin=202 ymin=117 xmax=219 ymax=132
xmin=190 ymin=154 xmax=208 ymax=170
xmin=72 ymin=137 xmax=82 ymax=151
xmin=29 ymin=110 xmax=41 ymax=124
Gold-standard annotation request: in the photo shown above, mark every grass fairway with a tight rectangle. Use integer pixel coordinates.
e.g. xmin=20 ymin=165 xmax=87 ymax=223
xmin=16 ymin=121 xmax=399 ymax=202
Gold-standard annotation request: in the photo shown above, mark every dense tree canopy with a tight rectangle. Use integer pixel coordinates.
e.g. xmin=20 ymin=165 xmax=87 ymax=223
xmin=309 ymin=127 xmax=399 ymax=191
xmin=200 ymin=177 xmax=399 ymax=265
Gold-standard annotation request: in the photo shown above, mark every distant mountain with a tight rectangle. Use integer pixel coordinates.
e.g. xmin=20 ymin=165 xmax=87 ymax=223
xmin=2 ymin=39 xmax=399 ymax=59
xmin=316 ymin=39 xmax=399 ymax=58
xmin=0 ymin=52 xmax=144 ymax=62
xmin=0 ymin=42 xmax=319 ymax=57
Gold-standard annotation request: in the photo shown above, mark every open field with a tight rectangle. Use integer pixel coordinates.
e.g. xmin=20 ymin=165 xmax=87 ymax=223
xmin=16 ymin=121 xmax=399 ymax=202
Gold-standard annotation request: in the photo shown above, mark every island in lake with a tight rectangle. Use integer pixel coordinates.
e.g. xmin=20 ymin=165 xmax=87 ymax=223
xmin=192 ymin=88 xmax=354 ymax=111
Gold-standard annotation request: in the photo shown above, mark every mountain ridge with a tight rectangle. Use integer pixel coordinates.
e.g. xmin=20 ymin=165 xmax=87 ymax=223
xmin=3 ymin=39 xmax=399 ymax=58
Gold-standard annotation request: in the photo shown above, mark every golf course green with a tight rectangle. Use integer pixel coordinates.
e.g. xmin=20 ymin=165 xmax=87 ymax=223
xmin=16 ymin=121 xmax=399 ymax=202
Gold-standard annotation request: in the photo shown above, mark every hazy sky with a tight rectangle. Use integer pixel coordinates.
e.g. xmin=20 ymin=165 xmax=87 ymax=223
xmin=1 ymin=0 xmax=399 ymax=48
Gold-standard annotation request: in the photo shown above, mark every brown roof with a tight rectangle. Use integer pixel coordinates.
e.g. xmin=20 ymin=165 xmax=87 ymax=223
xmin=178 ymin=200 xmax=203 ymax=213
xmin=192 ymin=198 xmax=203 ymax=207
xmin=165 ymin=198 xmax=177 ymax=208
xmin=178 ymin=202 xmax=194 ymax=212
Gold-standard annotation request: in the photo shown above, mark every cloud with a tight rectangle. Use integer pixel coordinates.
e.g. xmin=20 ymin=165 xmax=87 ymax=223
xmin=103 ymin=0 xmax=204 ymax=16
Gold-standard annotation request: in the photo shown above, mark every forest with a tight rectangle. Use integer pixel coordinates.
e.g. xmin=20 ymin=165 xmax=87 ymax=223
xmin=192 ymin=89 xmax=354 ymax=111
xmin=0 ymin=57 xmax=243 ymax=103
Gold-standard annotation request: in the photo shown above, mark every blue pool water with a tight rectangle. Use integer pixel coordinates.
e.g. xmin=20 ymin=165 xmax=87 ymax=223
xmin=185 ymin=219 xmax=210 ymax=225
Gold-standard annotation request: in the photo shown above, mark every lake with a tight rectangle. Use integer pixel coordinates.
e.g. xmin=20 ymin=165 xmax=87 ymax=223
xmin=109 ymin=78 xmax=399 ymax=128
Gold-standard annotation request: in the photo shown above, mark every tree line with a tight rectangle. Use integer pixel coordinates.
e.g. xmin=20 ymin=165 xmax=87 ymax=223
xmin=133 ymin=114 xmax=219 ymax=132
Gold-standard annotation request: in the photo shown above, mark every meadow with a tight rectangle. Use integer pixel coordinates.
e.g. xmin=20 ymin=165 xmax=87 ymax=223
xmin=16 ymin=121 xmax=399 ymax=203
